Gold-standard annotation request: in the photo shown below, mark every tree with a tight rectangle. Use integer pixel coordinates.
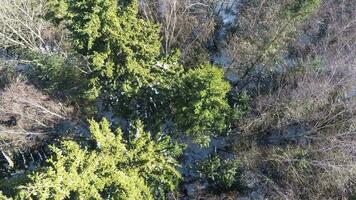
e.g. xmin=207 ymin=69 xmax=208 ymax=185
xmin=13 ymin=119 xmax=181 ymax=200
xmin=47 ymin=0 xmax=179 ymax=101
xmin=47 ymin=0 xmax=182 ymax=123
xmin=46 ymin=0 xmax=232 ymax=145
xmin=173 ymin=65 xmax=231 ymax=146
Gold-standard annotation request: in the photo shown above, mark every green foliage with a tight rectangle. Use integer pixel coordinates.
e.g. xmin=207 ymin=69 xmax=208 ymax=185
xmin=0 ymin=174 xmax=30 ymax=198
xmin=13 ymin=119 xmax=181 ymax=200
xmin=112 ymin=50 xmax=183 ymax=129
xmin=46 ymin=0 xmax=181 ymax=125
xmin=199 ymin=155 xmax=242 ymax=191
xmin=46 ymin=0 xmax=232 ymax=146
xmin=47 ymin=0 xmax=172 ymax=101
xmin=45 ymin=0 xmax=69 ymax=24
xmin=230 ymin=91 xmax=251 ymax=122
xmin=283 ymin=0 xmax=321 ymax=21
xmin=173 ymin=65 xmax=231 ymax=146
xmin=0 ymin=191 xmax=11 ymax=200
xmin=22 ymin=51 xmax=86 ymax=98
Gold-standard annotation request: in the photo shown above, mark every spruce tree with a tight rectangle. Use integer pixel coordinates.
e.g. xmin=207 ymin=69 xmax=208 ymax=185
xmin=14 ymin=119 xmax=181 ymax=200
xmin=47 ymin=0 xmax=232 ymax=145
xmin=47 ymin=0 xmax=180 ymax=107
xmin=173 ymin=65 xmax=231 ymax=146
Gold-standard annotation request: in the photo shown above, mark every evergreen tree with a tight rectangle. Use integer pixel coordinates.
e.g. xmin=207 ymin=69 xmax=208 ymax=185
xmin=47 ymin=0 xmax=232 ymax=145
xmin=47 ymin=0 xmax=181 ymax=107
xmin=47 ymin=0 xmax=182 ymax=129
xmin=14 ymin=119 xmax=181 ymax=200
xmin=173 ymin=65 xmax=231 ymax=146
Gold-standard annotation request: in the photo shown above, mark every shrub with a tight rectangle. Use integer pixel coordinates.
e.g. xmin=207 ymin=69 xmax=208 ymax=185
xmin=231 ymin=57 xmax=356 ymax=199
xmin=199 ymin=155 xmax=243 ymax=191
xmin=21 ymin=51 xmax=86 ymax=98
xmin=46 ymin=0 xmax=166 ymax=101
xmin=46 ymin=0 xmax=232 ymax=146
xmin=46 ymin=0 xmax=182 ymax=124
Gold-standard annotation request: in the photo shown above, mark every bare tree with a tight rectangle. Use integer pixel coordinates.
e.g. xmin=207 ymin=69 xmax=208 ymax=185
xmin=139 ymin=0 xmax=216 ymax=66
xmin=286 ymin=0 xmax=356 ymax=65
xmin=0 ymin=0 xmax=67 ymax=52
xmin=233 ymin=48 xmax=356 ymax=199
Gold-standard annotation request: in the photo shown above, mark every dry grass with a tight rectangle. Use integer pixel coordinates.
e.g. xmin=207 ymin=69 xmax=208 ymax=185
xmin=0 ymin=80 xmax=74 ymax=150
xmin=230 ymin=42 xmax=356 ymax=199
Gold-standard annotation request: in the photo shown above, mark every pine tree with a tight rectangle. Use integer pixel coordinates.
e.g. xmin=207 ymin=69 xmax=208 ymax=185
xmin=47 ymin=0 xmax=182 ymax=126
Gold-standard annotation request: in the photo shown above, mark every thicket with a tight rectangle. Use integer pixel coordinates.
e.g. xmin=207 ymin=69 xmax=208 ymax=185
xmin=0 ymin=0 xmax=355 ymax=199
xmin=42 ymin=0 xmax=232 ymax=146
xmin=0 ymin=0 xmax=232 ymax=199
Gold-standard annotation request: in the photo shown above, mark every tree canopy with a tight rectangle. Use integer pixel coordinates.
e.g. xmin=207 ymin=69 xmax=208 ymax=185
xmin=46 ymin=0 xmax=232 ymax=145
xmin=13 ymin=119 xmax=181 ymax=200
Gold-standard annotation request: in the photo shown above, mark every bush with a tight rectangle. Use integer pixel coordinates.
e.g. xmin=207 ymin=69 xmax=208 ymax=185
xmin=22 ymin=51 xmax=86 ymax=99
xmin=199 ymin=155 xmax=243 ymax=191
xmin=45 ymin=0 xmax=232 ymax=147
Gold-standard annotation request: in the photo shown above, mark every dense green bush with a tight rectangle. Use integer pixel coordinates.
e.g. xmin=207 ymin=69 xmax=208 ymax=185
xmin=199 ymin=155 xmax=243 ymax=191
xmin=173 ymin=65 xmax=231 ymax=146
xmin=46 ymin=0 xmax=169 ymax=101
xmin=21 ymin=51 xmax=86 ymax=99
